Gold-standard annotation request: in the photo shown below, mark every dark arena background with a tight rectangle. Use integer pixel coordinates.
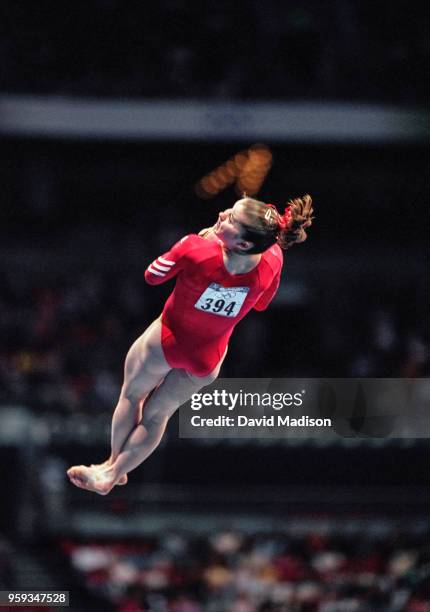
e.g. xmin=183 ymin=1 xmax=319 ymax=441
xmin=1 ymin=2 xmax=430 ymax=611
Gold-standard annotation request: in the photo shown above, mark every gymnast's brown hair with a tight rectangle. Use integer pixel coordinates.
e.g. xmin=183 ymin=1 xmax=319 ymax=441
xmin=237 ymin=194 xmax=314 ymax=255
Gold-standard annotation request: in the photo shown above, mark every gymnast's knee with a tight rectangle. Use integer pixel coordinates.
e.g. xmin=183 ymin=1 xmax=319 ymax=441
xmin=121 ymin=382 xmax=145 ymax=405
xmin=141 ymin=405 xmax=171 ymax=427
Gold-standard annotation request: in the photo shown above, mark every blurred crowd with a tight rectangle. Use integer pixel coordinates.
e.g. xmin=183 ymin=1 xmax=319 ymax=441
xmin=60 ymin=528 xmax=430 ymax=611
xmin=0 ymin=262 xmax=138 ymax=414
xmin=1 ymin=0 xmax=428 ymax=103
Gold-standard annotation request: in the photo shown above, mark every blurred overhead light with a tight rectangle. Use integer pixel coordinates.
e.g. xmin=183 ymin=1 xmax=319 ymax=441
xmin=195 ymin=144 xmax=273 ymax=199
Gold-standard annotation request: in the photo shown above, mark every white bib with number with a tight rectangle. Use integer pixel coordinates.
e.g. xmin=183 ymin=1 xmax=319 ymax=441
xmin=194 ymin=283 xmax=249 ymax=317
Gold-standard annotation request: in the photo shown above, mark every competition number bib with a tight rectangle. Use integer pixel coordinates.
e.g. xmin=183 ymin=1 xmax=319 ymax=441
xmin=194 ymin=283 xmax=249 ymax=317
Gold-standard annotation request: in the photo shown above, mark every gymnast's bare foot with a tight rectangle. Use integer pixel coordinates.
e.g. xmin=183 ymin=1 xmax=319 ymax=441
xmin=67 ymin=465 xmax=117 ymax=495
xmin=91 ymin=461 xmax=128 ymax=486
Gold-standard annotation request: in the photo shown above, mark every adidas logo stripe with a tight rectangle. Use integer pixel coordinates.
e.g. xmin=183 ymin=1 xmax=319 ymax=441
xmin=153 ymin=261 xmax=171 ymax=272
xmin=159 ymin=257 xmax=175 ymax=265
xmin=148 ymin=256 xmax=176 ymax=277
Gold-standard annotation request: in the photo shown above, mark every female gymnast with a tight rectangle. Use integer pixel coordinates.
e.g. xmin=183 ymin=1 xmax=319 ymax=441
xmin=67 ymin=195 xmax=314 ymax=494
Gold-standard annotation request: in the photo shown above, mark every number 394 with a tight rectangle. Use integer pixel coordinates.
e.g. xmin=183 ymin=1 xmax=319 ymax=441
xmin=200 ymin=298 xmax=236 ymax=316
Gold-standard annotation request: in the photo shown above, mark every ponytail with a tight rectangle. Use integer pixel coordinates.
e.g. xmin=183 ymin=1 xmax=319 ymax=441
xmin=277 ymin=194 xmax=314 ymax=250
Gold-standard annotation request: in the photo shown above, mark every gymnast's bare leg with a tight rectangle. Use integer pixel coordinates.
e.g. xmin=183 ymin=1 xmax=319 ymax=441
xmin=67 ymin=349 xmax=226 ymax=495
xmin=67 ymin=317 xmax=171 ymax=491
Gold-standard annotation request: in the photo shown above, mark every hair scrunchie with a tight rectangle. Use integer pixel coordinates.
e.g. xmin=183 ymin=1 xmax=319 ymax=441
xmin=265 ymin=203 xmax=292 ymax=230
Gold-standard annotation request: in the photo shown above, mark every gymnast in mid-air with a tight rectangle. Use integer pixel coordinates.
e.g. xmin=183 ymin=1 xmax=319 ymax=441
xmin=67 ymin=194 xmax=314 ymax=494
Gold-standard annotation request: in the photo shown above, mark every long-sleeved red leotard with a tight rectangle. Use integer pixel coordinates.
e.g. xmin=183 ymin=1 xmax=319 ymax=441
xmin=144 ymin=234 xmax=283 ymax=376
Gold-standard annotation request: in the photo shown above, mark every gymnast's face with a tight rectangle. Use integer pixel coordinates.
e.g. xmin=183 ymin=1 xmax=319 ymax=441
xmin=214 ymin=200 xmax=254 ymax=253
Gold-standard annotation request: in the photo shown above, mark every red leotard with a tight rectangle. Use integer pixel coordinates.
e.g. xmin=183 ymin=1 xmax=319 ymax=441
xmin=144 ymin=234 xmax=283 ymax=376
